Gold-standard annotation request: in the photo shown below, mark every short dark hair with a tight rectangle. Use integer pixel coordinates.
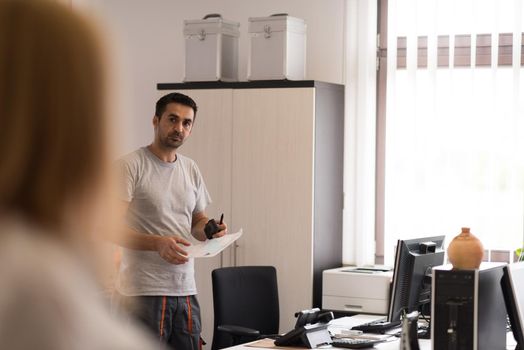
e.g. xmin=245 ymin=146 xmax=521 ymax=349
xmin=155 ymin=92 xmax=198 ymax=120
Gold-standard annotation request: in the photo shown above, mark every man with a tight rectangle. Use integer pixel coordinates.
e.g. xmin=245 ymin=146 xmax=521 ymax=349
xmin=114 ymin=92 xmax=227 ymax=349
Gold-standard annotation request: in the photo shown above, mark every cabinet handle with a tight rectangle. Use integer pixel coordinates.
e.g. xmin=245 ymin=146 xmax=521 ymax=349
xmin=234 ymin=242 xmax=239 ymax=266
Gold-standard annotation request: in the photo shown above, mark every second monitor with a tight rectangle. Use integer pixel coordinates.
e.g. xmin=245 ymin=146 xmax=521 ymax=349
xmin=353 ymin=235 xmax=445 ymax=333
xmin=388 ymin=235 xmax=446 ymax=322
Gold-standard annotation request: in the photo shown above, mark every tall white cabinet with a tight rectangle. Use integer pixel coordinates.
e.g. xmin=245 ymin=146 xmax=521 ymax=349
xmin=157 ymin=81 xmax=344 ymax=347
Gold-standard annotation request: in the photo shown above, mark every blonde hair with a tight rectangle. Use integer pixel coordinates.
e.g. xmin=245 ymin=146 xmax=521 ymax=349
xmin=0 ymin=0 xmax=111 ymax=237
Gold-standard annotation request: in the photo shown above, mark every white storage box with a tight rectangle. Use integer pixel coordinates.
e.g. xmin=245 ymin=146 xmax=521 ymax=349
xmin=248 ymin=14 xmax=306 ymax=80
xmin=184 ymin=14 xmax=239 ymax=82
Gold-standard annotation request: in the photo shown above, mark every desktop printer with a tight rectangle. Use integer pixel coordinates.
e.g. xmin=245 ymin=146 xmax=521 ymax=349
xmin=432 ymin=263 xmax=506 ymax=350
xmin=322 ymin=266 xmax=393 ymax=314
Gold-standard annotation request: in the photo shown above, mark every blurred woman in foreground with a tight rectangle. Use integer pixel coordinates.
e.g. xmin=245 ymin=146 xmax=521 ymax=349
xmin=0 ymin=1 xmax=156 ymax=348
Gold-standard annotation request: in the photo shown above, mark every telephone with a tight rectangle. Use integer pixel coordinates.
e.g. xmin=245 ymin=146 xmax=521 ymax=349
xmin=274 ymin=308 xmax=334 ymax=348
xmin=294 ymin=308 xmax=334 ymax=328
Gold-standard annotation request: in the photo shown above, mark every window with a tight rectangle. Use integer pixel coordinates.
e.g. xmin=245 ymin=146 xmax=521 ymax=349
xmin=377 ymin=0 xmax=524 ymax=265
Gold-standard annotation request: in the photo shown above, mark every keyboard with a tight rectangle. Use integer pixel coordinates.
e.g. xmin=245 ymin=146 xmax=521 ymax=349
xmin=331 ymin=338 xmax=385 ymax=349
xmin=351 ymin=319 xmax=401 ymax=333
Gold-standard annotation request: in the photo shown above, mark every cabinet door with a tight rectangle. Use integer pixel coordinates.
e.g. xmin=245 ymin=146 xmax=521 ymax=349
xmin=159 ymin=89 xmax=233 ymax=347
xmin=231 ymin=88 xmax=316 ymax=332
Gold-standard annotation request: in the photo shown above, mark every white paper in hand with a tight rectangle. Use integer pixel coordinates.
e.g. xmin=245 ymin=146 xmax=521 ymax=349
xmin=185 ymin=229 xmax=243 ymax=258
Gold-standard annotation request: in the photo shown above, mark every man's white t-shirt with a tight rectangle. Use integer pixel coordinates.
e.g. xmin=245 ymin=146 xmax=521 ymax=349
xmin=116 ymin=147 xmax=211 ymax=296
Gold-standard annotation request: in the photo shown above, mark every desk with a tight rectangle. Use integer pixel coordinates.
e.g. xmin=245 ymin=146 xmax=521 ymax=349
xmin=224 ymin=315 xmax=518 ymax=350
xmin=225 ymin=338 xmax=430 ymax=350
xmin=226 ymin=335 xmax=516 ymax=350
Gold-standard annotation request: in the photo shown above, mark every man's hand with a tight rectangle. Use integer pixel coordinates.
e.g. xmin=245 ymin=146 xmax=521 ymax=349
xmin=192 ymin=211 xmax=229 ymax=241
xmin=156 ymin=236 xmax=191 ymax=264
xmin=213 ymin=222 xmax=228 ymax=238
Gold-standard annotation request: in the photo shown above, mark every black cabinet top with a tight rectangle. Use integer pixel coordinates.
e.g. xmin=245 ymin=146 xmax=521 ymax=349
xmin=157 ymin=80 xmax=343 ymax=91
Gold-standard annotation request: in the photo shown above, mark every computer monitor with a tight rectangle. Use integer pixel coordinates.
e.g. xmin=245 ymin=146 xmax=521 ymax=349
xmin=501 ymin=262 xmax=524 ymax=350
xmin=387 ymin=235 xmax=446 ymax=323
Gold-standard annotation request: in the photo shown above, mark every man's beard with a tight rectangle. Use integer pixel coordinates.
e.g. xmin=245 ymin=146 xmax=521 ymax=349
xmin=160 ymin=133 xmax=184 ymax=149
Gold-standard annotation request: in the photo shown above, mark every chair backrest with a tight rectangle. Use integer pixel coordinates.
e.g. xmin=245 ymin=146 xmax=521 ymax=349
xmin=211 ymin=266 xmax=279 ymax=350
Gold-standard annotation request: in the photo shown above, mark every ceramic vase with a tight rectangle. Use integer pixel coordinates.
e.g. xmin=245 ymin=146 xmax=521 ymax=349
xmin=447 ymin=227 xmax=484 ymax=269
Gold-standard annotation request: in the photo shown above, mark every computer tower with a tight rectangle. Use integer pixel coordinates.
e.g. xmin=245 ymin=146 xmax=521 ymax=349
xmin=431 ymin=263 xmax=506 ymax=350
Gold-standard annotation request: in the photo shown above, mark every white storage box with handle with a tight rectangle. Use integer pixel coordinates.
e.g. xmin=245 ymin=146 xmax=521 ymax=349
xmin=184 ymin=14 xmax=240 ymax=82
xmin=248 ymin=14 xmax=306 ymax=80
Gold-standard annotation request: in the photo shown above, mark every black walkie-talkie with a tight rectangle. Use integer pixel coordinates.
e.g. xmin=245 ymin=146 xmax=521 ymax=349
xmin=204 ymin=213 xmax=223 ymax=239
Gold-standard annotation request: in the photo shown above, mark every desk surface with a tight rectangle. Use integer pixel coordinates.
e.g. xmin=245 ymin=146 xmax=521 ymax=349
xmin=224 ymin=315 xmax=518 ymax=350
xmin=226 ymin=338 xmax=430 ymax=350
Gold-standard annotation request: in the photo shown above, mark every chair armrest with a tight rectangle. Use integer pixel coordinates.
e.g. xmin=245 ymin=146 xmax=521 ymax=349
xmin=217 ymin=324 xmax=261 ymax=338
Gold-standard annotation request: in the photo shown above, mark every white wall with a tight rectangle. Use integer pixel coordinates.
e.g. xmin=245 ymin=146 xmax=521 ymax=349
xmin=75 ymin=0 xmax=346 ymax=155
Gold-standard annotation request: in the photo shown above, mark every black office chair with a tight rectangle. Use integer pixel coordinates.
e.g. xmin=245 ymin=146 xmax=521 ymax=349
xmin=211 ymin=266 xmax=279 ymax=350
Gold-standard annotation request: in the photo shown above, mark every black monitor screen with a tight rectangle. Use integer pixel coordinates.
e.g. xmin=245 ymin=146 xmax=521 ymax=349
xmin=501 ymin=262 xmax=524 ymax=349
xmin=387 ymin=235 xmax=445 ymax=322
